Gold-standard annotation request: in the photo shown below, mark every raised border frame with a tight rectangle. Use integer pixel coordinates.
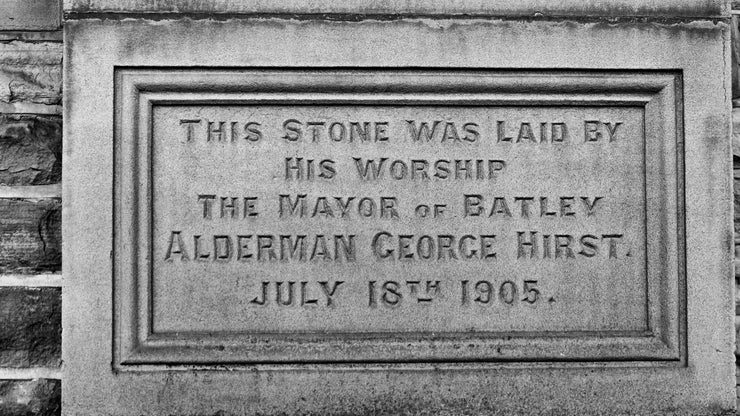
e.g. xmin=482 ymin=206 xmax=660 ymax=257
xmin=113 ymin=68 xmax=685 ymax=367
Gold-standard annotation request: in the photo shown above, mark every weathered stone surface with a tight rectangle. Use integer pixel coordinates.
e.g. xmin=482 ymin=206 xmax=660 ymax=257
xmin=64 ymin=14 xmax=734 ymax=415
xmin=0 ymin=42 xmax=62 ymax=106
xmin=0 ymin=287 xmax=61 ymax=368
xmin=734 ymin=159 xmax=740 ymax=235
xmin=0 ymin=115 xmax=62 ymax=186
xmin=1 ymin=0 xmax=60 ymax=31
xmin=0 ymin=199 xmax=61 ymax=274
xmin=138 ymin=84 xmax=655 ymax=351
xmin=63 ymin=0 xmax=728 ymax=17
xmin=0 ymin=379 xmax=60 ymax=416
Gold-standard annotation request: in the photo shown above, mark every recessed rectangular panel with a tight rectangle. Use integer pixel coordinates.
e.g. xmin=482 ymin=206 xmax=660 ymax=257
xmin=150 ymin=104 xmax=647 ymax=335
xmin=114 ymin=69 xmax=681 ymax=365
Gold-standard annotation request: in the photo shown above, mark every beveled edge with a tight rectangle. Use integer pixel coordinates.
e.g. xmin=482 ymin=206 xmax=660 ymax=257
xmin=63 ymin=0 xmax=729 ymax=19
xmin=112 ymin=68 xmax=684 ymax=369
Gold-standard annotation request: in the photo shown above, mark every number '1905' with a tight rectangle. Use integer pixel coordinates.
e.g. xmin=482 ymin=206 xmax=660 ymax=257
xmin=460 ymin=279 xmax=541 ymax=305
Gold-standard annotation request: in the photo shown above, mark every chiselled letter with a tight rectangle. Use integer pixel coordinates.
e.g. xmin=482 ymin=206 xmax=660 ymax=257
xmin=580 ymin=196 xmax=603 ymax=216
xmin=464 ymin=194 xmax=483 ymax=217
xmin=213 ymin=235 xmax=232 ymax=261
xmin=407 ymin=120 xmax=441 ymax=142
xmin=579 ymin=235 xmax=599 ymax=257
xmin=319 ymin=281 xmax=344 ymax=306
xmin=442 ymin=122 xmax=460 ymax=142
xmin=517 ymin=231 xmax=538 ymax=259
xmin=334 ymin=235 xmax=356 ymax=262
xmin=306 ymin=122 xmax=325 ymax=142
xmin=375 ymin=122 xmax=389 ymax=141
xmin=353 ymin=158 xmax=387 ymax=180
xmin=329 ymin=122 xmax=346 ymax=142
xmin=193 ymin=235 xmax=210 ymax=261
xmin=310 ymin=235 xmax=331 ymax=261
xmin=237 ymin=235 xmax=253 ymax=260
xmin=221 ymin=197 xmax=237 ymax=218
xmin=559 ymin=197 xmax=576 ymax=217
xmin=179 ymin=119 xmax=201 ymax=142
xmin=275 ymin=281 xmax=295 ymax=306
xmin=489 ymin=197 xmax=512 ymax=217
xmin=551 ymin=122 xmax=568 ymax=142
xmin=604 ymin=122 xmax=622 ymax=141
xmin=350 ymin=122 xmax=370 ymax=142
xmin=279 ymin=194 xmax=307 ymax=218
xmin=164 ymin=231 xmax=189 ymax=261
xmin=516 ymin=122 xmax=536 ymax=143
xmin=515 ymin=197 xmax=534 ymax=218
xmin=602 ymin=234 xmax=624 ymax=258
xmin=300 ymin=282 xmax=319 ymax=306
xmin=257 ymin=235 xmax=277 ymax=261
xmin=372 ymin=232 xmax=393 ymax=259
xmin=198 ymin=194 xmax=216 ymax=219
xmin=540 ymin=197 xmax=557 ymax=217
xmin=584 ymin=120 xmax=601 ymax=142
xmin=243 ymin=197 xmax=258 ymax=217
xmin=282 ymin=119 xmax=301 ymax=141
xmin=462 ymin=122 xmax=479 ymax=142
xmin=554 ymin=235 xmax=575 ymax=259
xmin=250 ymin=282 xmax=269 ymax=305
xmin=206 ymin=120 xmax=225 ymax=141
xmin=280 ymin=235 xmax=306 ymax=261
xmin=497 ymin=121 xmax=514 ymax=142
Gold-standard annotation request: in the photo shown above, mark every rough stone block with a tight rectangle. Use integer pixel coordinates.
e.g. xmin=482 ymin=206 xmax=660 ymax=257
xmin=0 ymin=115 xmax=62 ymax=186
xmin=0 ymin=199 xmax=61 ymax=274
xmin=0 ymin=379 xmax=60 ymax=416
xmin=0 ymin=42 xmax=62 ymax=106
xmin=0 ymin=287 xmax=61 ymax=368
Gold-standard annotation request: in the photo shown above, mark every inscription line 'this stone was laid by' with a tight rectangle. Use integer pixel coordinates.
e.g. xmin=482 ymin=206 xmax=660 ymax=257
xmin=177 ymin=118 xmax=624 ymax=145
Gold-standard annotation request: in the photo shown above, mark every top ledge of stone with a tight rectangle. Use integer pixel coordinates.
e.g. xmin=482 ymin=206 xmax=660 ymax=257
xmin=63 ymin=0 xmax=729 ymax=19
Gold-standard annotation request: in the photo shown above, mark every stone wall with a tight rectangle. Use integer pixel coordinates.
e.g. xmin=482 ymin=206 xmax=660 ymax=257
xmin=0 ymin=1 xmax=736 ymax=415
xmin=0 ymin=1 xmax=62 ymax=415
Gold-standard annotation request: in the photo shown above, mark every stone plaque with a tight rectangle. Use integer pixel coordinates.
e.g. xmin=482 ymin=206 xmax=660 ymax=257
xmin=114 ymin=69 xmax=682 ymax=365
xmin=65 ymin=9 xmax=734 ymax=414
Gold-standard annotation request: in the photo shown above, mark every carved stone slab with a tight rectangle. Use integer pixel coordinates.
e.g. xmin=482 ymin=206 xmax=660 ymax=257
xmin=64 ymin=11 xmax=734 ymax=416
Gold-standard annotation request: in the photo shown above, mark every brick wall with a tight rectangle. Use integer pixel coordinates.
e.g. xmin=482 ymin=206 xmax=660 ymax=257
xmin=0 ymin=2 xmax=62 ymax=415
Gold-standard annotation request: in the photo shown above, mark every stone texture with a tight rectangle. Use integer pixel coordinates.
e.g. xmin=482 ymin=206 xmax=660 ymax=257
xmin=0 ymin=379 xmax=60 ymax=416
xmin=64 ymin=14 xmax=734 ymax=415
xmin=0 ymin=199 xmax=61 ymax=274
xmin=733 ymin=16 xmax=740 ymax=100
xmin=0 ymin=0 xmax=60 ymax=31
xmin=734 ymin=160 xmax=740 ymax=235
xmin=0 ymin=42 xmax=62 ymax=106
xmin=63 ymin=0 xmax=728 ymax=17
xmin=0 ymin=287 xmax=61 ymax=368
xmin=0 ymin=115 xmax=62 ymax=186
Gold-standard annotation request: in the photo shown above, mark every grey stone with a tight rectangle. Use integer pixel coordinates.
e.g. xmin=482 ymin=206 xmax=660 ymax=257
xmin=0 ymin=42 xmax=63 ymax=106
xmin=0 ymin=198 xmax=61 ymax=274
xmin=63 ymin=0 xmax=728 ymax=18
xmin=0 ymin=287 xmax=62 ymax=368
xmin=1 ymin=0 xmax=60 ymax=31
xmin=63 ymin=4 xmax=735 ymax=416
xmin=0 ymin=379 xmax=61 ymax=416
xmin=0 ymin=114 xmax=62 ymax=186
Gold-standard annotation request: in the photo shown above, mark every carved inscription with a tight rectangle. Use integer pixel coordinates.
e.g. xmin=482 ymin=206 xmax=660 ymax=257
xmin=151 ymin=105 xmax=646 ymax=334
